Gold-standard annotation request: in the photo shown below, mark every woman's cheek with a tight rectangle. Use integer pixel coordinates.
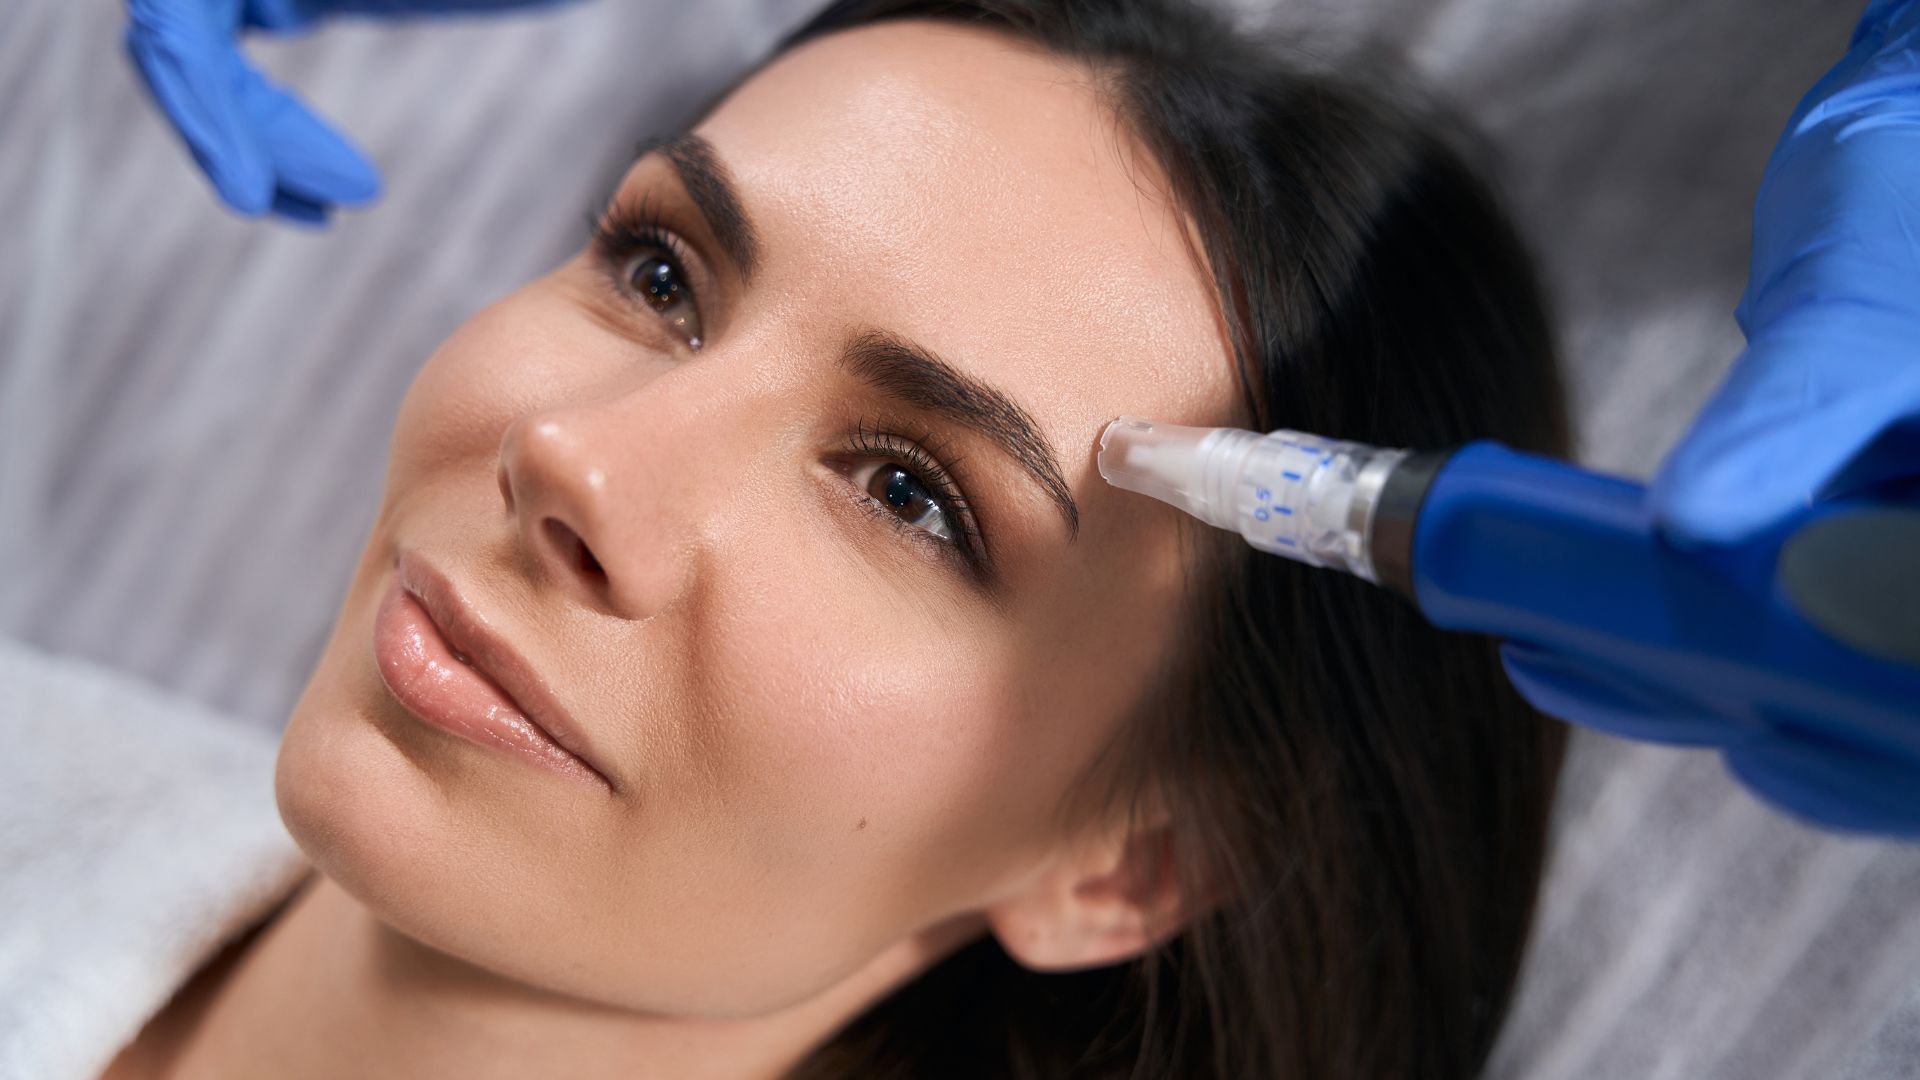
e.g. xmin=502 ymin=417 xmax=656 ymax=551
xmin=387 ymin=298 xmax=552 ymax=478
xmin=693 ymin=548 xmax=1053 ymax=900
xmin=699 ymin=569 xmax=993 ymax=800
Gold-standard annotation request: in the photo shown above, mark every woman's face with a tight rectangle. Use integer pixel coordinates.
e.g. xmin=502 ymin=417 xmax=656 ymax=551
xmin=279 ymin=19 xmax=1236 ymax=1020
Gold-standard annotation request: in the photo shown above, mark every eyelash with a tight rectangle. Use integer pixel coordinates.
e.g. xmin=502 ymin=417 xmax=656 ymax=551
xmin=843 ymin=421 xmax=989 ymax=578
xmin=588 ymin=197 xmax=702 ymax=347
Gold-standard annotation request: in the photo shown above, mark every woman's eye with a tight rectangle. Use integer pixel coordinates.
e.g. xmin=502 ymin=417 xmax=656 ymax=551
xmin=863 ymin=463 xmax=956 ymax=542
xmin=623 ymin=253 xmax=703 ymax=348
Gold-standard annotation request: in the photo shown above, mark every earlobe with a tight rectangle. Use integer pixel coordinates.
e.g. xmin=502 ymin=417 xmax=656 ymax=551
xmin=985 ymin=825 xmax=1188 ymax=973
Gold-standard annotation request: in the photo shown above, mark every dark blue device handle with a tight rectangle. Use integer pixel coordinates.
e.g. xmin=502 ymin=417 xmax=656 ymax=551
xmin=1375 ymin=442 xmax=1920 ymax=775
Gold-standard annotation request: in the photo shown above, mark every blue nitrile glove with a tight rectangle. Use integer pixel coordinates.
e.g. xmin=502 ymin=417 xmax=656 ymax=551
xmin=125 ymin=0 xmax=577 ymax=224
xmin=1502 ymin=0 xmax=1920 ymax=835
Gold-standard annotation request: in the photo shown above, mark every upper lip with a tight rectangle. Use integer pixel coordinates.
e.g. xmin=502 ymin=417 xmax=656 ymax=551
xmin=395 ymin=550 xmax=613 ymax=790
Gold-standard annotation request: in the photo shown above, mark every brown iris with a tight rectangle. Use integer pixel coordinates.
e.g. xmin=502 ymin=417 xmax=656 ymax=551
xmin=628 ymin=255 xmax=701 ymax=346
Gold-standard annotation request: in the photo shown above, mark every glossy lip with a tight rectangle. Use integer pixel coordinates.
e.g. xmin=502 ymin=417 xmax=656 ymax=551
xmin=389 ymin=550 xmax=614 ymax=792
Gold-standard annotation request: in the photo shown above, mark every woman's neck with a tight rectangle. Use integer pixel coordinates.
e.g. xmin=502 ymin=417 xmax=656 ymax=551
xmin=115 ymin=873 xmax=984 ymax=1080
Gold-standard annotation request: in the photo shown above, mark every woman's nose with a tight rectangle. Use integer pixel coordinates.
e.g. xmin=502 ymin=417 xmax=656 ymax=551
xmin=495 ymin=410 xmax=679 ymax=619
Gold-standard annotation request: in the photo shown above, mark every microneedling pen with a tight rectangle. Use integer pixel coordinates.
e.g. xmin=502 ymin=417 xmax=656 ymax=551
xmin=1096 ymin=416 xmax=1422 ymax=588
xmin=1095 ymin=416 xmax=1920 ymax=827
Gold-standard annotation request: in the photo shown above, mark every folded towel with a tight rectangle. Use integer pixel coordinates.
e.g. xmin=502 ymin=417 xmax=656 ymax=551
xmin=0 ymin=638 xmax=309 ymax=1080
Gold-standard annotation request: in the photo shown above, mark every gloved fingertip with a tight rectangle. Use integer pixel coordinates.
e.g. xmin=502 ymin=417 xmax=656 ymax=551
xmin=282 ymin=147 xmax=382 ymax=210
xmin=323 ymin=151 xmax=383 ymax=206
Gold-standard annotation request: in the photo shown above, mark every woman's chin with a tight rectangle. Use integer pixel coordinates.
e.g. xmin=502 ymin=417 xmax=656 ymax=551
xmin=276 ymin=671 xmax=445 ymax=892
xmin=272 ymin=650 xmax=637 ymax=1000
xmin=273 ymin=691 xmax=540 ymax=986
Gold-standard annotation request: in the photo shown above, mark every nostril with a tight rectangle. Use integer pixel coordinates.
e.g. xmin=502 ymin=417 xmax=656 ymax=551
xmin=542 ymin=517 xmax=606 ymax=582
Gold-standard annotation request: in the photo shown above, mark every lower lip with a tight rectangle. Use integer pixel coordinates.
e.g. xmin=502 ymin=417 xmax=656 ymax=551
xmin=373 ymin=576 xmax=603 ymax=788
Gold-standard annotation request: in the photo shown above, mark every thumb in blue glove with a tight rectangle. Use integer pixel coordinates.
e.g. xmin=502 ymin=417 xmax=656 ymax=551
xmin=1651 ymin=0 xmax=1920 ymax=545
xmin=125 ymin=0 xmax=383 ymax=224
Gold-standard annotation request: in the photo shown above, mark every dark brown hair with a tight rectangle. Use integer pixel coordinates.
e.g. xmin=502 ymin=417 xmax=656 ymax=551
xmin=750 ymin=1 xmax=1572 ymax=1076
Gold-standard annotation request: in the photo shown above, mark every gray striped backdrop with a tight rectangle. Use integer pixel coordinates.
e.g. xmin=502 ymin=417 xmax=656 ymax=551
xmin=3 ymin=1 xmax=1917 ymax=1077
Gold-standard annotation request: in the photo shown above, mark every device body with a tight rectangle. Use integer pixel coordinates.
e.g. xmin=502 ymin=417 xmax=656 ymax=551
xmin=1388 ymin=443 xmax=1920 ymax=762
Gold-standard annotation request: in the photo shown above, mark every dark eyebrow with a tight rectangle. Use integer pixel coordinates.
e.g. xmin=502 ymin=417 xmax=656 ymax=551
xmin=842 ymin=330 xmax=1080 ymax=540
xmin=634 ymin=133 xmax=761 ymax=282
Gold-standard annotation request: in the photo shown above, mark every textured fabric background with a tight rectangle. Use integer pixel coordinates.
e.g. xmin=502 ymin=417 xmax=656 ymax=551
xmin=3 ymin=1 xmax=1917 ymax=1076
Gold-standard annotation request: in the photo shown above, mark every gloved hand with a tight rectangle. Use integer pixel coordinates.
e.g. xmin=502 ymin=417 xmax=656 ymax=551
xmin=1502 ymin=0 xmax=1920 ymax=836
xmin=125 ymin=0 xmax=577 ymax=224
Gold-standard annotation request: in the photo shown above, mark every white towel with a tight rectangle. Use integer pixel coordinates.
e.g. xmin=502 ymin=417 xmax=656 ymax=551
xmin=0 ymin=638 xmax=309 ymax=1080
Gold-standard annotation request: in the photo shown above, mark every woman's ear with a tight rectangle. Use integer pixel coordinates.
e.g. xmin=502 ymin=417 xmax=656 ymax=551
xmin=984 ymin=822 xmax=1188 ymax=972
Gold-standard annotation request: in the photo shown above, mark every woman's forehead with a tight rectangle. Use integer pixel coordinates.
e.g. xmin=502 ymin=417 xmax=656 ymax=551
xmin=692 ymin=20 xmax=1240 ymax=458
